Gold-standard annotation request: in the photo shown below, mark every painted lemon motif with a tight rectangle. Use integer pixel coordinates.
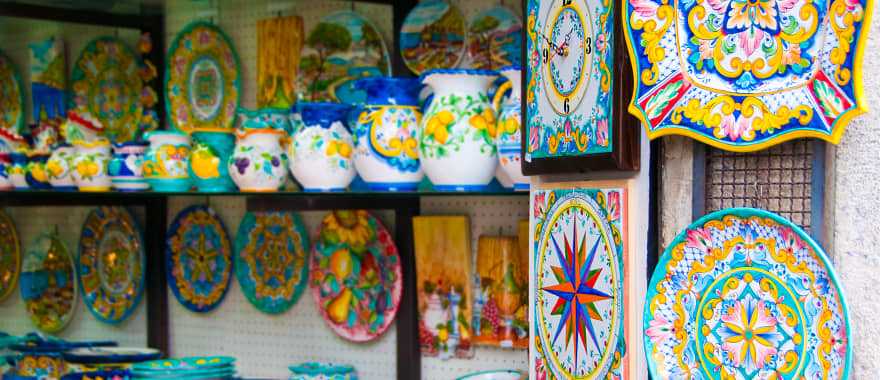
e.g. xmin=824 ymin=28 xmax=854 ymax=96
xmin=29 ymin=165 xmax=48 ymax=182
xmin=328 ymin=288 xmax=353 ymax=324
xmin=329 ymin=248 xmax=353 ymax=280
xmin=47 ymin=160 xmax=65 ymax=178
xmin=191 ymin=147 xmax=220 ymax=179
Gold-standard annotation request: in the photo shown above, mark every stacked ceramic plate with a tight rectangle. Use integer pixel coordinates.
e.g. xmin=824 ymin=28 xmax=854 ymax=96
xmin=131 ymin=356 xmax=236 ymax=379
xmin=63 ymin=346 xmax=161 ymax=373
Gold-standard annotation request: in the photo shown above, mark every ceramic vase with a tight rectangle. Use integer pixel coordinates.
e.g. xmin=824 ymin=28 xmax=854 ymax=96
xmin=71 ymin=139 xmax=112 ymax=192
xmin=289 ymin=102 xmax=356 ymax=192
xmin=47 ymin=144 xmax=76 ymax=191
xmin=289 ymin=363 xmax=358 ymax=380
xmin=25 ymin=152 xmax=52 ymax=190
xmin=493 ymin=66 xmax=527 ymax=191
xmin=229 ymin=128 xmax=288 ymax=192
xmin=0 ymin=152 xmax=12 ymax=190
xmin=352 ymin=77 xmax=423 ymax=191
xmin=143 ymin=131 xmax=191 ymax=192
xmin=8 ymin=151 xmax=28 ymax=190
xmin=190 ymin=130 xmax=236 ymax=192
xmin=109 ymin=141 xmax=149 ymax=192
xmin=420 ymin=69 xmax=499 ymax=191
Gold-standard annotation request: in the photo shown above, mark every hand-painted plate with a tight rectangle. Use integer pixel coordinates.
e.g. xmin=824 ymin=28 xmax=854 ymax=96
xmin=132 ymin=356 xmax=235 ymax=376
xmin=166 ymin=205 xmax=232 ymax=313
xmin=461 ymin=5 xmax=522 ymax=70
xmin=20 ymin=230 xmax=76 ymax=333
xmin=400 ymin=0 xmax=467 ymax=75
xmin=623 ymin=0 xmax=872 ymax=152
xmin=166 ymin=21 xmax=241 ymax=133
xmin=78 ymin=207 xmax=145 ymax=324
xmin=0 ymin=49 xmax=25 ymax=134
xmin=0 ymin=210 xmax=20 ymax=302
xmin=644 ymin=208 xmax=851 ymax=379
xmin=235 ymin=211 xmax=310 ymax=314
xmin=63 ymin=346 xmax=161 ymax=364
xmin=71 ymin=37 xmax=144 ymax=143
xmin=310 ymin=210 xmax=402 ymax=342
xmin=298 ymin=11 xmax=392 ymax=103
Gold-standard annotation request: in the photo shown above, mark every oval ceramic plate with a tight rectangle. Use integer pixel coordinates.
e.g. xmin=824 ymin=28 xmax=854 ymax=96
xmin=63 ymin=346 xmax=161 ymax=364
xmin=400 ymin=0 xmax=467 ymax=75
xmin=0 ymin=210 xmax=20 ymax=302
xmin=71 ymin=37 xmax=144 ymax=143
xmin=235 ymin=211 xmax=310 ymax=314
xmin=311 ymin=210 xmax=402 ymax=342
xmin=166 ymin=205 xmax=233 ymax=313
xmin=78 ymin=207 xmax=145 ymax=324
xmin=644 ymin=208 xmax=851 ymax=379
xmin=461 ymin=5 xmax=522 ymax=70
xmin=166 ymin=21 xmax=241 ymax=133
xmin=299 ymin=11 xmax=392 ymax=103
xmin=20 ymin=231 xmax=76 ymax=333
xmin=0 ymin=49 xmax=25 ymax=134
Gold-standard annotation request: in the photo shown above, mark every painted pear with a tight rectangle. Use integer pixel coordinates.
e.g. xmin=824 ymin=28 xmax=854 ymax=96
xmin=328 ymin=288 xmax=353 ymax=324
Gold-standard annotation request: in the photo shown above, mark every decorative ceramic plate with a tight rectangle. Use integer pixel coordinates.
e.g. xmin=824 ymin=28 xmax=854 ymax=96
xmin=132 ymin=356 xmax=235 ymax=377
xmin=71 ymin=37 xmax=144 ymax=143
xmin=235 ymin=211 xmax=310 ymax=314
xmin=400 ymin=0 xmax=467 ymax=75
xmin=624 ymin=0 xmax=872 ymax=152
xmin=0 ymin=49 xmax=25 ymax=134
xmin=63 ymin=346 xmax=161 ymax=364
xmin=531 ymin=188 xmax=625 ymax=379
xmin=166 ymin=21 xmax=241 ymax=133
xmin=311 ymin=210 xmax=402 ymax=342
xmin=78 ymin=207 xmax=145 ymax=324
xmin=0 ymin=210 xmax=20 ymax=302
xmin=462 ymin=5 xmax=522 ymax=70
xmin=166 ymin=205 xmax=232 ymax=313
xmin=299 ymin=11 xmax=392 ymax=103
xmin=20 ymin=230 xmax=76 ymax=333
xmin=644 ymin=208 xmax=851 ymax=379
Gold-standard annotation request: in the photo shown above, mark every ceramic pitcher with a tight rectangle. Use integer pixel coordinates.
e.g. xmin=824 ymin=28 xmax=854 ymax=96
xmin=26 ymin=151 xmax=52 ymax=190
xmin=289 ymin=102 xmax=356 ymax=192
xmin=229 ymin=126 xmax=288 ymax=192
xmin=352 ymin=77 xmax=423 ymax=191
xmin=493 ymin=66 xmax=528 ymax=191
xmin=190 ymin=130 xmax=236 ymax=192
xmin=143 ymin=131 xmax=191 ymax=192
xmin=420 ymin=69 xmax=499 ymax=191
xmin=47 ymin=143 xmax=76 ymax=191
xmin=71 ymin=139 xmax=112 ymax=192
xmin=109 ymin=141 xmax=149 ymax=191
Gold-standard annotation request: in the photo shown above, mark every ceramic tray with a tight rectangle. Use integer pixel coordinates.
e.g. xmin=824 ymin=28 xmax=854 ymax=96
xmin=0 ymin=48 xmax=25 ymax=134
xmin=20 ymin=230 xmax=76 ymax=333
xmin=0 ymin=210 xmax=20 ymax=303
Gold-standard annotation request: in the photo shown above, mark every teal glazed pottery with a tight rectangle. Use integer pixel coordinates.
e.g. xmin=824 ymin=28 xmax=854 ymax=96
xmin=289 ymin=102 xmax=355 ymax=192
xmin=0 ymin=152 xmax=11 ymax=189
xmin=493 ymin=66 xmax=527 ymax=191
xmin=143 ymin=130 xmax=191 ymax=192
xmin=47 ymin=143 xmax=76 ymax=191
xmin=189 ymin=130 xmax=236 ymax=192
xmin=352 ymin=77 xmax=423 ymax=191
xmin=456 ymin=370 xmax=524 ymax=380
xmin=238 ymin=108 xmax=294 ymax=136
xmin=132 ymin=356 xmax=235 ymax=379
xmin=109 ymin=141 xmax=149 ymax=192
xmin=8 ymin=151 xmax=28 ymax=190
xmin=71 ymin=138 xmax=113 ymax=192
xmin=289 ymin=362 xmax=357 ymax=380
xmin=644 ymin=208 xmax=851 ymax=380
xmin=24 ymin=152 xmax=51 ymax=190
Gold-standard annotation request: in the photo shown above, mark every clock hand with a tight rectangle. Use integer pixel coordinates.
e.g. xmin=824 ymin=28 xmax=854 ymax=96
xmin=540 ymin=32 xmax=566 ymax=57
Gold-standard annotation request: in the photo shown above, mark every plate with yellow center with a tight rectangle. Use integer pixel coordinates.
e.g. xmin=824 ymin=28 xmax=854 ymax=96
xmin=167 ymin=205 xmax=233 ymax=313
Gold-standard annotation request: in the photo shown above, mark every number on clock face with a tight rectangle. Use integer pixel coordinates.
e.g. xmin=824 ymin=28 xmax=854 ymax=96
xmin=540 ymin=0 xmax=593 ymax=116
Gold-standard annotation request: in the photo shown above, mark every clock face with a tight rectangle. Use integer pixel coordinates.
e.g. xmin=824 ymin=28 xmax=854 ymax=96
xmin=526 ymin=0 xmax=613 ymax=161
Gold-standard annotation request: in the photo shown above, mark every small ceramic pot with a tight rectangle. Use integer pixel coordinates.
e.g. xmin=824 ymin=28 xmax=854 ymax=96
xmin=289 ymin=102 xmax=356 ymax=192
xmin=25 ymin=152 xmax=52 ymax=190
xmin=493 ymin=66 xmax=527 ymax=191
xmin=109 ymin=141 xmax=149 ymax=192
xmin=190 ymin=130 xmax=236 ymax=192
xmin=0 ymin=152 xmax=12 ymax=190
xmin=47 ymin=143 xmax=77 ymax=191
xmin=229 ymin=128 xmax=288 ymax=192
xmin=289 ymin=362 xmax=357 ymax=380
xmin=143 ymin=131 xmax=191 ymax=192
xmin=8 ymin=151 xmax=29 ymax=190
xmin=71 ymin=139 xmax=112 ymax=192
xmin=352 ymin=77 xmax=423 ymax=191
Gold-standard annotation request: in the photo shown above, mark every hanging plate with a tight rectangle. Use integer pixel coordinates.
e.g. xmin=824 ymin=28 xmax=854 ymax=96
xmin=0 ymin=49 xmax=25 ymax=135
xmin=235 ymin=211 xmax=310 ymax=314
xmin=166 ymin=205 xmax=233 ymax=313
xmin=644 ymin=208 xmax=851 ymax=379
xmin=461 ymin=5 xmax=522 ymax=70
xmin=166 ymin=21 xmax=241 ymax=133
xmin=20 ymin=231 xmax=76 ymax=333
xmin=310 ymin=210 xmax=402 ymax=342
xmin=400 ymin=0 xmax=467 ymax=75
xmin=78 ymin=207 xmax=145 ymax=324
xmin=623 ymin=0 xmax=872 ymax=152
xmin=0 ymin=210 xmax=20 ymax=303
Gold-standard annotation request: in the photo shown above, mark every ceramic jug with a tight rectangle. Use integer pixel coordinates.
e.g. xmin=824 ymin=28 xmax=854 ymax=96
xmin=62 ymin=111 xmax=104 ymax=143
xmin=26 ymin=151 xmax=52 ymax=190
xmin=109 ymin=141 xmax=149 ymax=191
xmin=352 ymin=77 xmax=423 ymax=191
xmin=71 ymin=139 xmax=112 ymax=192
xmin=289 ymin=362 xmax=358 ymax=380
xmin=8 ymin=151 xmax=28 ymax=190
xmin=190 ymin=130 xmax=236 ymax=192
xmin=289 ymin=102 xmax=356 ymax=192
xmin=143 ymin=131 xmax=191 ymax=192
xmin=493 ymin=66 xmax=528 ymax=191
xmin=0 ymin=152 xmax=12 ymax=190
xmin=420 ymin=69 xmax=499 ymax=191
xmin=47 ymin=143 xmax=76 ymax=191
xmin=0 ymin=128 xmax=26 ymax=154
xmin=229 ymin=126 xmax=288 ymax=192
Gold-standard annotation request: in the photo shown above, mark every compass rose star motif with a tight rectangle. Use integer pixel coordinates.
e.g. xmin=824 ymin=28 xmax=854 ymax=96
xmin=186 ymin=232 xmax=218 ymax=283
xmin=257 ymin=232 xmax=292 ymax=285
xmin=542 ymin=219 xmax=611 ymax=371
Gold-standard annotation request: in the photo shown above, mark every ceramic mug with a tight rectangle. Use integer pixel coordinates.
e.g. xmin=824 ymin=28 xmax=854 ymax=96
xmin=109 ymin=141 xmax=150 ymax=192
xmin=190 ymin=130 xmax=236 ymax=192
xmin=71 ymin=139 xmax=112 ymax=192
xmin=47 ymin=143 xmax=77 ymax=191
xmin=25 ymin=151 xmax=52 ymax=190
xmin=143 ymin=131 xmax=191 ymax=192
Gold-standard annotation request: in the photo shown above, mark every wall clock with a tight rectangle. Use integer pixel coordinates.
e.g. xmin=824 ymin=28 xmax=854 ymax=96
xmin=523 ymin=0 xmax=639 ymax=174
